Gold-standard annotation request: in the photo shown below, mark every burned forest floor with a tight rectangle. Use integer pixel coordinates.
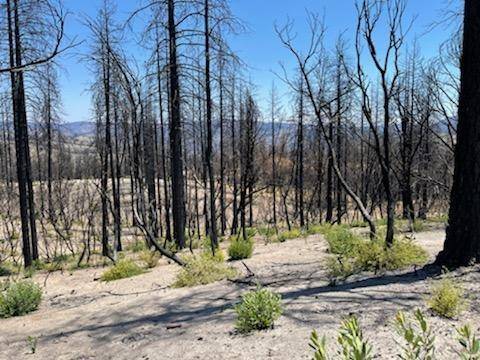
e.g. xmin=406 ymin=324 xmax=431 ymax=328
xmin=1 ymin=226 xmax=479 ymax=359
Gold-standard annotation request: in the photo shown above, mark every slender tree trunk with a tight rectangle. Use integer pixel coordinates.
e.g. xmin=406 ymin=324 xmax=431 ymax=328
xmin=325 ymin=122 xmax=334 ymax=223
xmin=167 ymin=0 xmax=186 ymax=248
xmin=204 ymin=0 xmax=218 ymax=250
xmin=155 ymin=38 xmax=172 ymax=243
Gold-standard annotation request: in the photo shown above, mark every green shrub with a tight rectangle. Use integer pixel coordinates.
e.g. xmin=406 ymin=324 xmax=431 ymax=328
xmin=338 ymin=316 xmax=374 ymax=360
xmin=311 ymin=315 xmax=373 ymax=359
xmin=277 ymin=228 xmax=302 ymax=242
xmin=354 ymin=239 xmax=387 ymax=272
xmin=324 ymin=226 xmax=362 ymax=257
xmin=395 ymin=309 xmax=435 ymax=359
xmin=234 ymin=287 xmax=282 ymax=333
xmin=139 ymin=250 xmax=160 ymax=268
xmin=326 ymin=256 xmax=356 ymax=284
xmin=310 ymin=310 xmax=479 ymax=360
xmin=427 ymin=278 xmax=466 ymax=318
xmin=354 ymin=238 xmax=428 ymax=272
xmin=173 ymin=253 xmax=236 ymax=288
xmin=306 ymin=224 xmax=330 ymax=235
xmin=457 ymin=325 xmax=480 ymax=359
xmin=228 ymin=236 xmax=254 ymax=260
xmin=101 ymin=259 xmax=145 ymax=282
xmin=0 ymin=281 xmax=42 ymax=318
xmin=385 ymin=239 xmax=428 ymax=270
xmin=326 ymin=232 xmax=428 ymax=283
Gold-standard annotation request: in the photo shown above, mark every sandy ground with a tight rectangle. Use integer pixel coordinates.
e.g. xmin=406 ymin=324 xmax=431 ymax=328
xmin=0 ymin=229 xmax=479 ymax=360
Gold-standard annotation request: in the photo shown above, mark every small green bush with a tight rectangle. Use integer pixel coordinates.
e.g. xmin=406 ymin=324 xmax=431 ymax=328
xmin=385 ymin=239 xmax=428 ymax=270
xmin=173 ymin=253 xmax=237 ymax=288
xmin=0 ymin=281 xmax=42 ymax=318
xmin=395 ymin=309 xmax=435 ymax=359
xmin=310 ymin=316 xmax=373 ymax=359
xmin=338 ymin=316 xmax=374 ymax=360
xmin=101 ymin=259 xmax=145 ymax=282
xmin=277 ymin=228 xmax=302 ymax=242
xmin=326 ymin=256 xmax=356 ymax=283
xmin=228 ymin=236 xmax=254 ymax=260
xmin=324 ymin=226 xmax=362 ymax=257
xmin=427 ymin=278 xmax=466 ymax=318
xmin=310 ymin=310 xmax=480 ymax=359
xmin=306 ymin=224 xmax=330 ymax=235
xmin=234 ymin=287 xmax=282 ymax=333
xmin=326 ymin=230 xmax=428 ymax=283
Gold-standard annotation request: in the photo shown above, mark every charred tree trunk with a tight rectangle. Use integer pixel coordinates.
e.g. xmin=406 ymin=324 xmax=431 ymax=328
xmin=437 ymin=0 xmax=480 ymax=266
xmin=167 ymin=0 xmax=186 ymax=249
xmin=204 ymin=0 xmax=218 ymax=250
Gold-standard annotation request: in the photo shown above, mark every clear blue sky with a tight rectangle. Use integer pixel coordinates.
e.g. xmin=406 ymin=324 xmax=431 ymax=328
xmin=58 ymin=0 xmax=458 ymax=123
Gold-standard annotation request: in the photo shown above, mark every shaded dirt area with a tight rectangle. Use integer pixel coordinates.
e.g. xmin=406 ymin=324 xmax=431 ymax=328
xmin=1 ymin=229 xmax=479 ymax=359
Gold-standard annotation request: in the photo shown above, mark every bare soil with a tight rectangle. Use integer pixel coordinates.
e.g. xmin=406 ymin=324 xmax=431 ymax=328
xmin=1 ymin=229 xmax=479 ymax=359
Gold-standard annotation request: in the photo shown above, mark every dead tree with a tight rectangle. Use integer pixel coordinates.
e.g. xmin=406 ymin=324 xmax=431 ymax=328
xmin=437 ymin=0 xmax=480 ymax=267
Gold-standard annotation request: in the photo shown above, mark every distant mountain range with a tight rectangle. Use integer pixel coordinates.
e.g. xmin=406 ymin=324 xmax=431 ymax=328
xmin=59 ymin=118 xmax=455 ymax=141
xmin=59 ymin=120 xmax=299 ymax=139
xmin=59 ymin=121 xmax=96 ymax=138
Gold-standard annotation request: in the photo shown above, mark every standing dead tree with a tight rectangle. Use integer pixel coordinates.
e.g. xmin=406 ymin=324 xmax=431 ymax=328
xmin=352 ymin=0 xmax=409 ymax=245
xmin=276 ymin=13 xmax=377 ymax=238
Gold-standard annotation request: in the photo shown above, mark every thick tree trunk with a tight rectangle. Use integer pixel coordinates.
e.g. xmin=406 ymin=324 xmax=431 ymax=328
xmin=437 ymin=0 xmax=480 ymax=266
xmin=7 ymin=0 xmax=38 ymax=267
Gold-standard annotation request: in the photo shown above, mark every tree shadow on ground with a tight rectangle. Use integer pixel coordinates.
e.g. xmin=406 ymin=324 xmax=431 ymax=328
xmin=8 ymin=263 xmax=479 ymax=355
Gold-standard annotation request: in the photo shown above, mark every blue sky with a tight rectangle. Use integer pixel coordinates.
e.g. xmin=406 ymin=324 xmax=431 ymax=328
xmin=58 ymin=0 xmax=458 ymax=123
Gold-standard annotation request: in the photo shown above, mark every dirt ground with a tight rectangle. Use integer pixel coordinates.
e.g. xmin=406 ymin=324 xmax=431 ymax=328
xmin=1 ymin=229 xmax=479 ymax=360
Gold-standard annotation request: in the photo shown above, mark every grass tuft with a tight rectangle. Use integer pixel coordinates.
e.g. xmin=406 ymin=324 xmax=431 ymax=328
xmin=173 ymin=253 xmax=237 ymax=288
xmin=228 ymin=236 xmax=254 ymax=260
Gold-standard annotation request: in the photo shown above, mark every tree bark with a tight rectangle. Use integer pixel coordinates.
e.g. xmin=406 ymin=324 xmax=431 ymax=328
xmin=437 ymin=0 xmax=480 ymax=266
